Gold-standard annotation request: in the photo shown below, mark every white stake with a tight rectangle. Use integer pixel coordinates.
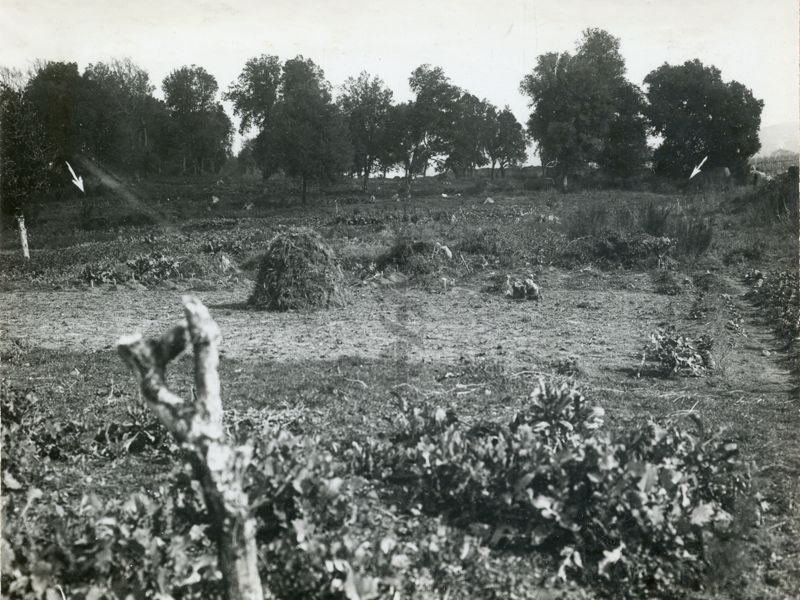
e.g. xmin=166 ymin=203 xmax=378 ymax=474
xmin=17 ymin=215 xmax=29 ymax=259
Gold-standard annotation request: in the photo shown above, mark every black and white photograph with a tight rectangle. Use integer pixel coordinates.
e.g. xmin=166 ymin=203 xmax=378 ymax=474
xmin=1 ymin=1 xmax=798 ymax=598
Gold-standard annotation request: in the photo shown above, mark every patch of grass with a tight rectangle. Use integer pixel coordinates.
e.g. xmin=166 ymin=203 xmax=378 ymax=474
xmin=670 ymin=214 xmax=714 ymax=258
xmin=651 ymin=269 xmax=682 ymax=295
xmin=639 ymin=201 xmax=672 ymax=236
xmin=564 ymin=203 xmax=609 ymax=240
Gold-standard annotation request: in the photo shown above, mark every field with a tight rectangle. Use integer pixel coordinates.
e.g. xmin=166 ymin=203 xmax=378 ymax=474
xmin=2 ymin=174 xmax=798 ymax=599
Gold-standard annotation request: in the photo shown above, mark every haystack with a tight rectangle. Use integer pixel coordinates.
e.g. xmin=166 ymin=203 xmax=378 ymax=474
xmin=248 ymin=228 xmax=346 ymax=311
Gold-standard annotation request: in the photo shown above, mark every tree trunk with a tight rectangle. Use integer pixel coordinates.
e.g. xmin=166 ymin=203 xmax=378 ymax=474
xmin=17 ymin=215 xmax=29 ymax=260
xmin=117 ymin=298 xmax=265 ymax=600
xmin=490 ymin=160 xmax=496 ymax=180
xmin=362 ymin=163 xmax=370 ymax=192
xmin=499 ymin=164 xmax=506 ymax=178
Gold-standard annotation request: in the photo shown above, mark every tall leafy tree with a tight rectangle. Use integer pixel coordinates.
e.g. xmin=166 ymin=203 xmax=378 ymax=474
xmin=378 ymin=101 xmax=426 ymax=182
xmin=485 ymin=106 xmax=527 ymax=178
xmin=644 ymin=59 xmax=763 ymax=179
xmin=25 ymin=61 xmax=83 ymax=160
xmin=0 ymin=82 xmax=54 ymax=216
xmin=228 ymin=55 xmax=352 ymax=199
xmin=275 ymin=57 xmax=351 ymax=202
xmin=225 ymin=54 xmax=282 ymax=134
xmin=520 ymin=29 xmax=648 ymax=186
xmin=81 ymin=59 xmax=156 ymax=172
xmin=408 ymin=64 xmax=460 ymax=173
xmin=443 ymin=93 xmax=491 ymax=177
xmin=338 ymin=71 xmax=393 ymax=190
xmin=162 ymin=65 xmax=232 ymax=174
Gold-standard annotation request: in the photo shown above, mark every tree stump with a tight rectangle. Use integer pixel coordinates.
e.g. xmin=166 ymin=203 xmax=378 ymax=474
xmin=117 ymin=296 xmax=265 ymax=600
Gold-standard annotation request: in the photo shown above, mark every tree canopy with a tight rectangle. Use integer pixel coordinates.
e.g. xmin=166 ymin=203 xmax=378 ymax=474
xmin=644 ymin=59 xmax=763 ymax=179
xmin=337 ymin=71 xmax=393 ymax=189
xmin=520 ymin=29 xmax=649 ymax=184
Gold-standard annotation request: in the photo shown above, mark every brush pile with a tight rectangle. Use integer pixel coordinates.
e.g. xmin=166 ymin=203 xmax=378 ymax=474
xmin=249 ymin=228 xmax=346 ymax=310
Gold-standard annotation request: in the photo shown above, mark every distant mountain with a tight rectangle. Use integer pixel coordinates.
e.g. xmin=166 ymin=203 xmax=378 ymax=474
xmin=758 ymin=121 xmax=800 ymax=156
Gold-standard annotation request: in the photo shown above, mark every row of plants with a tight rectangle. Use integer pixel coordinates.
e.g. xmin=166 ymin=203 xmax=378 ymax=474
xmin=745 ymin=270 xmax=800 ymax=346
xmin=3 ymin=377 xmax=753 ymax=599
xmin=745 ymin=269 xmax=800 ymax=372
xmin=80 ymin=254 xmax=182 ymax=285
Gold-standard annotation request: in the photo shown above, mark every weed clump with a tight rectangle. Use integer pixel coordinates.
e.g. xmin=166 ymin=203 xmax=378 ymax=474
xmin=249 ymin=228 xmax=346 ymax=311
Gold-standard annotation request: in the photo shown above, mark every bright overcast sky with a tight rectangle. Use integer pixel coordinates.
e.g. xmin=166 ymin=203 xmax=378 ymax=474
xmin=2 ymin=0 xmax=798 ymax=153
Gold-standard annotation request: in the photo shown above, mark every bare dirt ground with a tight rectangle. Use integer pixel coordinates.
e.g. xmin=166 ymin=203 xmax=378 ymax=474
xmin=2 ymin=270 xmax=791 ymax=386
xmin=0 ymin=272 xmax=695 ymax=369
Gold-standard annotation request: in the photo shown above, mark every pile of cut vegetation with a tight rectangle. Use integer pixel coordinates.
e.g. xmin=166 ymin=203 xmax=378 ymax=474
xmin=248 ymin=227 xmax=346 ymax=311
xmin=376 ymin=233 xmax=450 ymax=276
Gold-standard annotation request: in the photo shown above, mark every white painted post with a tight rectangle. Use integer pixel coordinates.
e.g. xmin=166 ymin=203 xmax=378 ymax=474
xmin=17 ymin=215 xmax=30 ymax=259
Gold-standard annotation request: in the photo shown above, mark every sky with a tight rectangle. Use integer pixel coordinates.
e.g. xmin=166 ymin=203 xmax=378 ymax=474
xmin=2 ymin=0 xmax=798 ymax=155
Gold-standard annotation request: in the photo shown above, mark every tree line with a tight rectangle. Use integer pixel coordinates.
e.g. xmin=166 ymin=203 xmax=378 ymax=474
xmin=1 ymin=28 xmax=763 ymax=212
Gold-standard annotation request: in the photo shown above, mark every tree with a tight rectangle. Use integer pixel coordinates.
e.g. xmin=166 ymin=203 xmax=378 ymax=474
xmin=274 ymin=57 xmax=351 ymax=202
xmin=408 ymin=65 xmax=460 ymax=173
xmin=443 ymin=93 xmax=491 ymax=177
xmin=485 ymin=106 xmax=527 ymax=178
xmin=338 ymin=71 xmax=393 ymax=190
xmin=162 ymin=66 xmax=232 ymax=174
xmin=378 ymin=101 xmax=425 ymax=183
xmin=81 ymin=59 xmax=156 ymax=173
xmin=597 ymin=83 xmax=650 ymax=179
xmin=644 ymin=59 xmax=763 ymax=180
xmin=520 ymin=29 xmax=648 ymax=187
xmin=25 ymin=61 xmax=83 ymax=160
xmin=0 ymin=82 xmax=55 ymax=217
xmin=225 ymin=54 xmax=282 ymax=134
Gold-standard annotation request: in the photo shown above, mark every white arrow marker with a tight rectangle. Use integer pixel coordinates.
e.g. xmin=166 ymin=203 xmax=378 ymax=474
xmin=689 ymin=156 xmax=708 ymax=179
xmin=65 ymin=161 xmax=85 ymax=192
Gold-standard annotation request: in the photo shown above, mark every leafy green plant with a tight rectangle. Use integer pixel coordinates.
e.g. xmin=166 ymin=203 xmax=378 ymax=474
xmin=1 ymin=376 xmax=753 ymax=599
xmin=642 ymin=327 xmax=714 ymax=377
xmin=745 ymin=270 xmax=799 ymax=373
xmin=80 ymin=262 xmax=129 ymax=285
xmin=126 ymin=253 xmax=181 ymax=284
xmin=352 ymin=380 xmax=750 ymax=598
